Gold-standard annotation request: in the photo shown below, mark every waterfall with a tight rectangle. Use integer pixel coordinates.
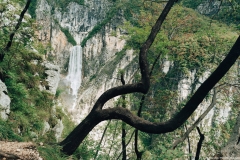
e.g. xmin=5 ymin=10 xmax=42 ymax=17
xmin=66 ymin=46 xmax=82 ymax=96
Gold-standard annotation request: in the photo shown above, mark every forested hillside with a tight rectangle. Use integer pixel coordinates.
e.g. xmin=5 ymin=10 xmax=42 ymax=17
xmin=0 ymin=0 xmax=239 ymax=159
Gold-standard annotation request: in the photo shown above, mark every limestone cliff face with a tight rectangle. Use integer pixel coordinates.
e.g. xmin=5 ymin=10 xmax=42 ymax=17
xmin=36 ymin=0 xmax=136 ymax=123
xmin=35 ymin=0 xmax=239 ymax=158
xmin=0 ymin=80 xmax=11 ymax=120
xmin=176 ymin=69 xmax=236 ymax=157
xmin=35 ymin=0 xmax=52 ymax=43
xmin=221 ymin=112 xmax=240 ymax=158
xmin=41 ymin=62 xmax=60 ymax=95
xmin=197 ymin=0 xmax=221 ymax=15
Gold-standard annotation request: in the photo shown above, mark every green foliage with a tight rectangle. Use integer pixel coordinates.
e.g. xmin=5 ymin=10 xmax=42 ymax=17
xmin=76 ymin=137 xmax=95 ymax=159
xmin=121 ymin=2 xmax=239 ymax=159
xmin=59 ymin=26 xmax=77 ymax=46
xmin=181 ymin=0 xmax=203 ymax=9
xmin=124 ymin=4 xmax=237 ymax=77
xmin=90 ymin=74 xmax=96 ymax=81
xmin=38 ymin=144 xmax=68 ymax=160
xmin=0 ymin=3 xmax=60 ymax=143
xmin=33 ymin=42 xmax=51 ymax=56
xmin=101 ymin=48 xmax=127 ymax=75
xmin=151 ymin=145 xmax=186 ymax=159
xmin=182 ymin=0 xmax=240 ymax=26
xmin=38 ymin=140 xmax=95 ymax=160
xmin=73 ymin=0 xmax=84 ymax=5
xmin=28 ymin=0 xmax=37 ymax=19
xmin=0 ymin=120 xmax=23 ymax=141
xmin=55 ymin=89 xmax=63 ymax=98
xmin=1 ymin=0 xmax=240 ymax=159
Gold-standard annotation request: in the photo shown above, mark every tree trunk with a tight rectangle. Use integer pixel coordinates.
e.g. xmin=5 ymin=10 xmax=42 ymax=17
xmin=60 ymin=35 xmax=240 ymax=155
xmin=122 ymin=121 xmax=126 ymax=160
xmin=1 ymin=0 xmax=31 ymax=62
xmin=60 ymin=111 xmax=104 ymax=155
xmin=195 ymin=127 xmax=204 ymax=160
xmin=59 ymin=0 xmax=240 ymax=155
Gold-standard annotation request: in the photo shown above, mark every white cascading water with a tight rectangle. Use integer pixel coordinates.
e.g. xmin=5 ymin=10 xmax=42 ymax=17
xmin=66 ymin=46 xmax=82 ymax=109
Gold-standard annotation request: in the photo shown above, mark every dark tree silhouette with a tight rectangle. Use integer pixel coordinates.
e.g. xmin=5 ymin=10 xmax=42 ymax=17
xmin=59 ymin=0 xmax=240 ymax=155
xmin=195 ymin=127 xmax=204 ymax=160
xmin=0 ymin=0 xmax=32 ymax=62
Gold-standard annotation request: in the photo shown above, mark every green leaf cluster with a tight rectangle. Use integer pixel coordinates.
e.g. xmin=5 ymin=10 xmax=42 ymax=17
xmin=59 ymin=25 xmax=77 ymax=46
xmin=28 ymin=0 xmax=37 ymax=19
xmin=0 ymin=3 xmax=73 ymax=145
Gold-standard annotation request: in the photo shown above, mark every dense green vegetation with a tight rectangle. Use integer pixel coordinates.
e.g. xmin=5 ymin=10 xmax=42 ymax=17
xmin=94 ymin=1 xmax=239 ymax=159
xmin=0 ymin=13 xmax=56 ymax=141
xmin=54 ymin=19 xmax=77 ymax=46
xmin=0 ymin=1 xmax=80 ymax=158
xmin=28 ymin=0 xmax=37 ymax=19
xmin=0 ymin=0 xmax=239 ymax=159
xmin=182 ymin=0 xmax=240 ymax=26
xmin=59 ymin=25 xmax=77 ymax=46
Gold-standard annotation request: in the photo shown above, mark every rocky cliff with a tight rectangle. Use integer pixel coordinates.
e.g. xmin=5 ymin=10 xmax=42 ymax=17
xmin=0 ymin=80 xmax=10 ymax=120
xmin=33 ymin=0 xmax=240 ymax=158
xmin=35 ymin=0 xmax=136 ymax=124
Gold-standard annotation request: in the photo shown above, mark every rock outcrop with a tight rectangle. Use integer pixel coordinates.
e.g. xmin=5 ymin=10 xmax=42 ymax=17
xmin=40 ymin=62 xmax=60 ymax=95
xmin=35 ymin=0 xmax=52 ymax=43
xmin=0 ymin=141 xmax=42 ymax=160
xmin=0 ymin=80 xmax=10 ymax=120
xmin=52 ymin=119 xmax=64 ymax=142
xmin=35 ymin=0 xmax=136 ymax=123
xmin=221 ymin=112 xmax=240 ymax=158
xmin=197 ymin=0 xmax=221 ymax=15
xmin=35 ymin=0 xmax=239 ymax=158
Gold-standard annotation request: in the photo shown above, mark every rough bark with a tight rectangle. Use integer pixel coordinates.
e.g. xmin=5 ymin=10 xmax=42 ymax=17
xmin=0 ymin=0 xmax=31 ymax=62
xmin=60 ymin=0 xmax=240 ymax=155
xmin=120 ymin=74 xmax=127 ymax=160
xmin=122 ymin=121 xmax=126 ymax=160
xmin=134 ymin=95 xmax=145 ymax=160
xmin=195 ymin=127 xmax=204 ymax=160
xmin=184 ymin=124 xmax=192 ymax=160
xmin=60 ymin=0 xmax=177 ymax=155
xmin=135 ymin=49 xmax=162 ymax=160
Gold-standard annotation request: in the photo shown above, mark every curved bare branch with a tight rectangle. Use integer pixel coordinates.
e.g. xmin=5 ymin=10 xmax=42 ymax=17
xmin=6 ymin=0 xmax=32 ymax=50
xmin=0 ymin=0 xmax=32 ymax=62
xmin=195 ymin=127 xmax=204 ymax=160
xmin=100 ymin=37 xmax=240 ymax=133
xmin=60 ymin=0 xmax=239 ymax=155
xmin=92 ymin=0 xmax=177 ymax=111
xmin=172 ymin=89 xmax=217 ymax=149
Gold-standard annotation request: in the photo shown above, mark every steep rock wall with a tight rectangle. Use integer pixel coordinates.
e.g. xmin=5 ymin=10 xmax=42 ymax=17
xmin=36 ymin=0 xmax=136 ymax=124
xmin=35 ymin=0 xmax=239 ymax=158
xmin=0 ymin=80 xmax=11 ymax=120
